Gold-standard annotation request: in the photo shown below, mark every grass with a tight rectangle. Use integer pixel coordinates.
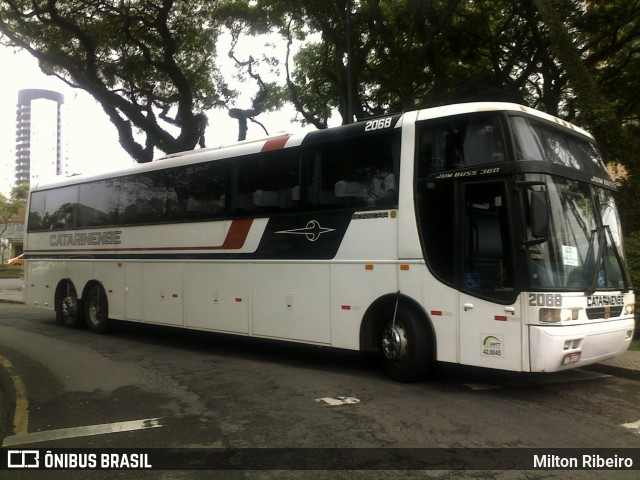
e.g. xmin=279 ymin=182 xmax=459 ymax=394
xmin=629 ymin=339 xmax=640 ymax=351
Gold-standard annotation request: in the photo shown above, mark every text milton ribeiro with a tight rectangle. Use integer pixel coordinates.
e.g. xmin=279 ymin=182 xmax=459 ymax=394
xmin=534 ymin=454 xmax=633 ymax=469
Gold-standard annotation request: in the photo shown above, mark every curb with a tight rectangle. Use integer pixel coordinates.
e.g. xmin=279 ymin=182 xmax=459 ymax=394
xmin=584 ymin=363 xmax=640 ymax=382
xmin=0 ymin=299 xmax=24 ymax=305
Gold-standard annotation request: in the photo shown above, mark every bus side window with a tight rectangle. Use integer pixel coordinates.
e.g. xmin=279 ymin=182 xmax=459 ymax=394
xmin=417 ymin=124 xmax=463 ymax=175
xmin=174 ymin=162 xmax=229 ymax=220
xmin=308 ymin=130 xmax=399 ymax=209
xmin=231 ymin=150 xmax=300 ymax=216
xmin=42 ymin=185 xmax=79 ymax=230
xmin=462 ymin=119 xmax=505 ymax=166
xmin=27 ymin=191 xmax=46 ymax=231
xmin=417 ymin=116 xmax=506 ymax=175
xmin=78 ymin=180 xmax=120 ymax=227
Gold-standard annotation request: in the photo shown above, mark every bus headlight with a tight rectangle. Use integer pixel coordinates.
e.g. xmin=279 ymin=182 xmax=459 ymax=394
xmin=539 ymin=308 xmax=579 ymax=323
xmin=624 ymin=304 xmax=635 ymax=316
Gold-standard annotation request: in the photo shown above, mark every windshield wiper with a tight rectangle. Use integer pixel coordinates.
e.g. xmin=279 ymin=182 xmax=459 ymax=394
xmin=585 ymin=226 xmax=605 ymax=296
xmin=604 ymin=224 xmax=630 ymax=293
xmin=585 ymin=225 xmax=630 ymax=296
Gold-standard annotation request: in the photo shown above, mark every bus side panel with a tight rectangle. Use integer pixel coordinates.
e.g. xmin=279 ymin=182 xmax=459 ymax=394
xmin=125 ymin=262 xmax=143 ymax=321
xmin=397 ymin=110 xmax=423 ymax=260
xmin=252 ymin=263 xmax=331 ymax=344
xmin=416 ymin=269 xmax=459 ymax=364
xmin=94 ymin=261 xmax=125 ymax=320
xmin=67 ymin=261 xmax=94 ymax=300
xmin=330 ymin=263 xmax=397 ymax=350
xmin=333 ymin=215 xmax=397 ymax=260
xmin=25 ymin=260 xmax=53 ymax=308
xmin=185 ymin=263 xmax=250 ymax=334
xmin=142 ymin=263 xmax=184 ymax=326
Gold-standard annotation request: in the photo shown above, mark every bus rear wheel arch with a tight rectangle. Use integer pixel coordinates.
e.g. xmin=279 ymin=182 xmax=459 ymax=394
xmin=84 ymin=283 xmax=111 ymax=334
xmin=361 ymin=295 xmax=435 ymax=382
xmin=55 ymin=280 xmax=83 ymax=328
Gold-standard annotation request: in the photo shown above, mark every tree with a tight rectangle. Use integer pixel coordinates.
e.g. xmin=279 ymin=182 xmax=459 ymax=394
xmin=275 ymin=0 xmax=640 ymax=175
xmin=226 ymin=26 xmax=287 ymax=140
xmin=0 ymin=0 xmax=234 ymax=162
xmin=0 ymin=184 xmax=28 ymax=239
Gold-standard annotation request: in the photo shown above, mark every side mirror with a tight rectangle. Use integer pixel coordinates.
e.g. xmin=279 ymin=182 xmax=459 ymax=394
xmin=530 ymin=190 xmax=549 ymax=239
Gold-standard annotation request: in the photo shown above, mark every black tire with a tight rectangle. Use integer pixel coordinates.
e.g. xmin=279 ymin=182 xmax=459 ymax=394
xmin=84 ymin=285 xmax=110 ymax=333
xmin=56 ymin=282 xmax=84 ymax=328
xmin=379 ymin=305 xmax=432 ymax=382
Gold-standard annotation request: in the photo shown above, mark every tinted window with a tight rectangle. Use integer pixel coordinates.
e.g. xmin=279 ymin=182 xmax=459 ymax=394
xmin=308 ymin=130 xmax=400 ymax=209
xmin=119 ymin=171 xmax=178 ymax=224
xmin=232 ymin=151 xmax=300 ymax=215
xmin=27 ymin=191 xmax=46 ymax=231
xmin=417 ymin=115 xmax=506 ymax=175
xmin=174 ymin=161 xmax=229 ymax=220
xmin=511 ymin=117 xmax=609 ymax=178
xmin=417 ymin=180 xmax=455 ymax=284
xmin=462 ymin=182 xmax=514 ymax=300
xmin=78 ymin=179 xmax=120 ymax=227
xmin=42 ymin=186 xmax=78 ymax=230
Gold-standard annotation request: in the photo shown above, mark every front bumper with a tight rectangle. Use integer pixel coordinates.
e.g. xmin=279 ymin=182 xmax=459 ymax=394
xmin=529 ymin=318 xmax=635 ymax=372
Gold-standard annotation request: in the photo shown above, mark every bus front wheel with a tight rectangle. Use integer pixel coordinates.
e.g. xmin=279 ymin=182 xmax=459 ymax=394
xmin=85 ymin=285 xmax=110 ymax=333
xmin=379 ymin=305 xmax=431 ymax=382
xmin=56 ymin=283 xmax=83 ymax=328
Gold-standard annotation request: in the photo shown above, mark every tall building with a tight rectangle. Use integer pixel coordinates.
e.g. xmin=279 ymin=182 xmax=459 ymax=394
xmin=14 ymin=88 xmax=66 ymax=186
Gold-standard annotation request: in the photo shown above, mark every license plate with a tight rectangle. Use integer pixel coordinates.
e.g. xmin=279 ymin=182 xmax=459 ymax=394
xmin=563 ymin=351 xmax=581 ymax=365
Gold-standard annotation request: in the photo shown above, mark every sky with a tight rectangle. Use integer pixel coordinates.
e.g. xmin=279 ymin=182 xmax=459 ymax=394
xmin=0 ymin=31 xmax=321 ymax=195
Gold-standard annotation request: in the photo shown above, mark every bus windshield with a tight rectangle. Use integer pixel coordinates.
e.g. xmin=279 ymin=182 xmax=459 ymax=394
xmin=511 ymin=116 xmax=610 ymax=178
xmin=526 ymin=175 xmax=629 ymax=292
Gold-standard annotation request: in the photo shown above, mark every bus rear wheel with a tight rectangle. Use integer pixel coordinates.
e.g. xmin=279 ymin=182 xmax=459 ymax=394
xmin=56 ymin=283 xmax=83 ymax=328
xmin=379 ymin=305 xmax=431 ymax=382
xmin=85 ymin=285 xmax=110 ymax=333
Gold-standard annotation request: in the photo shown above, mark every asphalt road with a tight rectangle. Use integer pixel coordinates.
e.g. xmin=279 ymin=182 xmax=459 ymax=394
xmin=1 ymin=302 xmax=640 ymax=479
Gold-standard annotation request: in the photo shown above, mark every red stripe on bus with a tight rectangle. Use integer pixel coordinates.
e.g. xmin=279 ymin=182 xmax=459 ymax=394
xmin=261 ymin=135 xmax=290 ymax=152
xmin=219 ymin=219 xmax=253 ymax=249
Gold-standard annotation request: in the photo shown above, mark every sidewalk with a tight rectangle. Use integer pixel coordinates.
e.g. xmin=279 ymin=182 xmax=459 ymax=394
xmin=1 ymin=284 xmax=639 ymax=379
xmin=0 ymin=286 xmax=24 ymax=304
xmin=0 ymin=276 xmax=24 ymax=305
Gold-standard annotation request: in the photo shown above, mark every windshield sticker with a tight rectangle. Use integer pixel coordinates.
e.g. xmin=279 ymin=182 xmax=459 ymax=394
xmin=562 ymin=245 xmax=579 ymax=266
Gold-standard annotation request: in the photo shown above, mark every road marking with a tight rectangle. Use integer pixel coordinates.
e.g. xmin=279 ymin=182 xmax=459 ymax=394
xmin=0 ymin=354 xmax=29 ymax=436
xmin=2 ymin=417 xmax=163 ymax=446
xmin=315 ymin=397 xmax=360 ymax=406
xmin=621 ymin=420 xmax=640 ymax=433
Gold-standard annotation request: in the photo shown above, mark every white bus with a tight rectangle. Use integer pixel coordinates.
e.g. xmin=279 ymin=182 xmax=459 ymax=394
xmin=23 ymin=102 xmax=635 ymax=381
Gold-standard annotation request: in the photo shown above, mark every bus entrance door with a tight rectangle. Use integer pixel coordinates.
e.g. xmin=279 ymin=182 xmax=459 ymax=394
xmin=457 ymin=181 xmax=522 ymax=370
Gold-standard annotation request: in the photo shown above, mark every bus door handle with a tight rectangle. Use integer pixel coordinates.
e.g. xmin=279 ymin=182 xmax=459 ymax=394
xmin=463 ymin=303 xmax=474 ymax=311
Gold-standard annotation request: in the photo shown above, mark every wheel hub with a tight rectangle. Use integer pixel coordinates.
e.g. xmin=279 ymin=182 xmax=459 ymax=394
xmin=382 ymin=321 xmax=408 ymax=362
xmin=88 ymin=298 xmax=101 ymax=324
xmin=61 ymin=295 xmax=78 ymax=318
